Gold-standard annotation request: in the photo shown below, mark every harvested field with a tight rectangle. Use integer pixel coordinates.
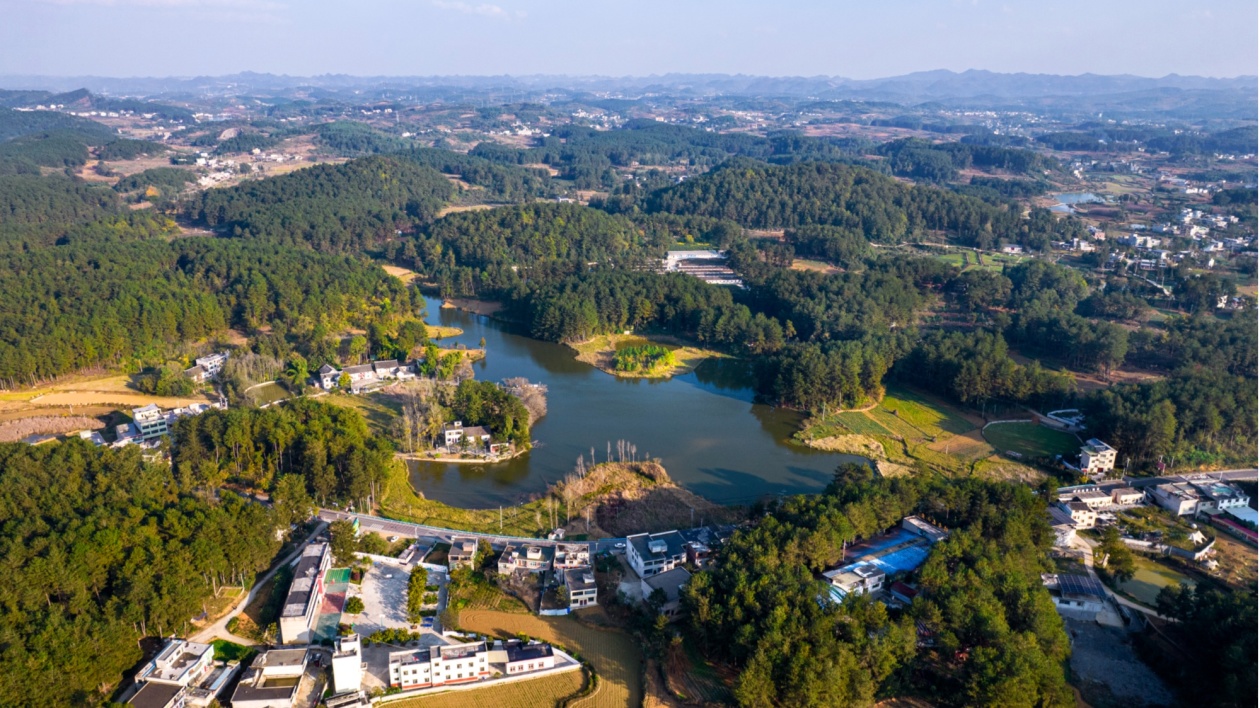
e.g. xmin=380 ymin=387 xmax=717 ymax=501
xmin=389 ymin=669 xmax=586 ymax=708
xmin=458 ymin=610 xmax=643 ymax=708
xmin=0 ymin=415 xmax=104 ymax=442
xmin=0 ymin=374 xmax=213 ymax=413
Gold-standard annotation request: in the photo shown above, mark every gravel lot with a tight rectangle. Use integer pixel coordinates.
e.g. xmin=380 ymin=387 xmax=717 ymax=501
xmin=1067 ymin=619 xmax=1175 ymax=707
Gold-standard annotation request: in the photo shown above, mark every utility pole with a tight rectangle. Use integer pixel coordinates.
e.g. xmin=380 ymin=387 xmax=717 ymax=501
xmin=499 ymin=506 xmax=503 ymax=534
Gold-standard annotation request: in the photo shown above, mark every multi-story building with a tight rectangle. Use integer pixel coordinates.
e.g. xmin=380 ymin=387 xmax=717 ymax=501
xmin=497 ymin=544 xmax=554 ymax=574
xmin=136 ymin=638 xmax=215 ymax=687
xmin=133 ymin=404 xmax=170 ymax=440
xmin=626 ymin=531 xmax=686 ymax=578
xmin=448 ymin=537 xmax=479 ymax=569
xmin=331 ymin=634 xmax=363 ymax=696
xmin=563 ymin=568 xmax=598 ymax=609
xmin=231 ymin=649 xmax=309 ymax=708
xmin=639 ymin=567 xmax=692 ymax=619
xmin=823 ymin=563 xmax=886 ymax=597
xmin=1057 ymin=501 xmax=1097 ymax=529
xmin=194 ymin=352 xmax=229 ymax=378
xmin=1079 ymin=439 xmax=1117 ymax=476
xmin=278 ymin=543 xmax=330 ymax=644
xmin=1150 ymin=478 xmax=1252 ymax=517
xmin=553 ymin=542 xmax=591 ymax=570
xmin=388 ymin=641 xmax=490 ymax=689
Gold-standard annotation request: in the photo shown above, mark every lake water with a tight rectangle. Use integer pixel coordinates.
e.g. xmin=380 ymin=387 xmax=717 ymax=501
xmin=1050 ymin=192 xmax=1104 ymax=214
xmin=409 ymin=295 xmax=864 ymax=509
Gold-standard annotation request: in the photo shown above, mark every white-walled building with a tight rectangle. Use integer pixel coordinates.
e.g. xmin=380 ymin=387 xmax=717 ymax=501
xmin=331 ymin=634 xmax=363 ymax=696
xmin=626 ymin=531 xmax=686 ymax=578
xmin=1079 ymin=439 xmax=1117 ymax=476
xmin=279 ymin=543 xmax=331 ymax=644
xmin=388 ymin=641 xmax=490 ymax=690
xmin=133 ymin=404 xmax=170 ymax=440
xmin=504 ymin=642 xmax=556 ymax=675
xmin=136 ymin=638 xmax=215 ymax=687
xmin=563 ymin=568 xmax=598 ymax=609
xmin=231 ymin=649 xmax=309 ymax=708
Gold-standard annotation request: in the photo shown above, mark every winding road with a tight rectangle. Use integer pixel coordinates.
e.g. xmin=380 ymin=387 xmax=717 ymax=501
xmin=189 ymin=521 xmax=328 ymax=645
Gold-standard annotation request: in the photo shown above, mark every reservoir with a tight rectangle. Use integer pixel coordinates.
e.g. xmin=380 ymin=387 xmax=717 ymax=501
xmin=409 ymin=295 xmax=865 ymax=508
xmin=1049 ymin=192 xmax=1104 ymax=214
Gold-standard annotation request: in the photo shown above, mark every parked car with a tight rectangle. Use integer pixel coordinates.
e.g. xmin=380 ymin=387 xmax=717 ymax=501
xmin=388 ymin=536 xmax=399 ymax=543
xmin=421 ymin=617 xmax=434 ymax=628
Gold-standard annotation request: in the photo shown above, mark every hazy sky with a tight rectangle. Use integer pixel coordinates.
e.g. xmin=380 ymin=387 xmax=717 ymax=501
xmin=0 ymin=0 xmax=1255 ymax=78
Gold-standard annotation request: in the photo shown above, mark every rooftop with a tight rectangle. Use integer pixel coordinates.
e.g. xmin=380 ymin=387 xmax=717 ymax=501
xmin=1081 ymin=439 xmax=1115 ymax=453
xmin=505 ymin=642 xmax=554 ymax=664
xmin=564 ymin=567 xmax=597 ymax=592
xmin=628 ymin=530 xmax=685 ymax=562
xmin=128 ymin=681 xmax=184 ymax=708
xmin=281 ymin=543 xmax=328 ymax=619
xmin=255 ymin=648 xmax=310 ymax=669
xmin=642 ymin=566 xmax=692 ymax=602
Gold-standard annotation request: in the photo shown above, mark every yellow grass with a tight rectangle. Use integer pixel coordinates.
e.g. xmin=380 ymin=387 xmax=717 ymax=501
xmin=458 ymin=610 xmax=642 ymax=708
xmin=568 ymin=334 xmax=721 ymax=380
xmin=381 ymin=265 xmax=419 ymax=283
xmin=0 ymin=374 xmax=213 ymax=412
xmin=790 ymin=259 xmax=842 ymax=274
xmin=426 ymin=325 xmax=464 ymax=340
xmin=388 ymin=669 xmax=586 ymax=708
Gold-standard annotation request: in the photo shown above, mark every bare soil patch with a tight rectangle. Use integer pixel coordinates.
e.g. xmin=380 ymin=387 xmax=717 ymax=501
xmin=443 ymin=298 xmax=503 ymax=316
xmin=0 ymin=415 xmax=104 ymax=442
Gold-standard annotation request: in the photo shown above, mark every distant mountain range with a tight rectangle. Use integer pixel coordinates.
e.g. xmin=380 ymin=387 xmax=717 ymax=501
xmin=0 ymin=70 xmax=1254 ymax=119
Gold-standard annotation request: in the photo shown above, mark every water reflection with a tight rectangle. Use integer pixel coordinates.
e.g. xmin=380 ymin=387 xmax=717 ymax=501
xmin=409 ymin=295 xmax=864 ymax=508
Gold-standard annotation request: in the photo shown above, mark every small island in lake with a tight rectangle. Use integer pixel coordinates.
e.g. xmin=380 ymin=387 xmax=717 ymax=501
xmin=568 ymin=334 xmax=721 ymax=379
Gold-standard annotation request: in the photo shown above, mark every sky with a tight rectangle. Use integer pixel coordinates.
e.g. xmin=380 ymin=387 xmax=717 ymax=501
xmin=0 ymin=0 xmax=1255 ymax=79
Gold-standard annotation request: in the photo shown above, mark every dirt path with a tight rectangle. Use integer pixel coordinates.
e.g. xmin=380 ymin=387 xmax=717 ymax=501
xmin=190 ymin=521 xmax=327 ymax=644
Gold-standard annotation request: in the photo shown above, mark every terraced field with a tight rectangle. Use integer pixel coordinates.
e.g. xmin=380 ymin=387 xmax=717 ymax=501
xmin=458 ymin=609 xmax=643 ymax=708
xmin=390 ymin=669 xmax=586 ymax=708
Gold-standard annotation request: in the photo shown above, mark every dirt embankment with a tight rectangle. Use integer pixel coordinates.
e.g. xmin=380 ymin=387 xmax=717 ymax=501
xmin=555 ymin=461 xmax=745 ymax=538
xmin=442 ymin=298 xmax=503 ymax=317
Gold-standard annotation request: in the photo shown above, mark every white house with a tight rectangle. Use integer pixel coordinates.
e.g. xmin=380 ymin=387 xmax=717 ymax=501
xmin=626 ymin=531 xmax=686 ymax=578
xmin=278 ymin=543 xmax=330 ymax=644
xmin=194 ymin=352 xmax=229 ymax=378
xmin=1110 ymin=487 xmax=1144 ymax=506
xmin=317 ymin=364 xmax=342 ymax=390
xmin=563 ymin=568 xmax=598 ymax=609
xmin=504 ymin=642 xmax=557 ymax=675
xmin=497 ymin=544 xmax=554 ymax=574
xmin=442 ymin=422 xmax=491 ymax=450
xmin=331 ymin=634 xmax=363 ymax=696
xmin=133 ymin=404 xmax=170 ymax=440
xmin=448 ymin=537 xmax=479 ymax=569
xmin=1057 ymin=501 xmax=1097 ymax=529
xmin=640 ymin=566 xmax=692 ymax=619
xmin=553 ymin=542 xmax=592 ymax=570
xmin=136 ymin=638 xmax=215 ymax=687
xmin=388 ymin=641 xmax=490 ymax=689
xmin=823 ymin=563 xmax=886 ymax=597
xmin=1079 ymin=439 xmax=1117 ymax=476
xmin=231 ymin=649 xmax=309 ymax=708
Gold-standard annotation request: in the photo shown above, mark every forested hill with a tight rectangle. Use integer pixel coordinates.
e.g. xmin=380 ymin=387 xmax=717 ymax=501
xmin=389 ymin=202 xmax=673 ymax=296
xmin=643 ymin=158 xmax=1080 ymax=250
xmin=0 ymin=238 xmax=414 ymax=384
xmin=186 ymin=156 xmax=455 ymax=253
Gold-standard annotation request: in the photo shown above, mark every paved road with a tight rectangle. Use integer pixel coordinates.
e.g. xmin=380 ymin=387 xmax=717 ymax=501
xmin=1123 ymin=469 xmax=1257 ymax=488
xmin=318 ymin=509 xmax=627 ymax=554
xmin=190 ymin=521 xmax=328 ymax=645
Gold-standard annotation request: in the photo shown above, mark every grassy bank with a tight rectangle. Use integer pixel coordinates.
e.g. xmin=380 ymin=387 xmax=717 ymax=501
xmin=379 ymin=459 xmax=742 ymax=539
xmin=568 ymin=333 xmax=722 ymax=380
xmin=796 ymin=385 xmax=1046 ymax=482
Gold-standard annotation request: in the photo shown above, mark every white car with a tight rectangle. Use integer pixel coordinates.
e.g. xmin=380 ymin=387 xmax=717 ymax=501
xmin=388 ymin=536 xmax=399 ymax=543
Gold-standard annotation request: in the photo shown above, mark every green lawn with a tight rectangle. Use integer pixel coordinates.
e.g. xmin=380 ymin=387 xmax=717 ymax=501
xmin=212 ymin=639 xmax=257 ymax=663
xmin=881 ymin=386 xmax=976 ymax=437
xmin=834 ymin=413 xmax=893 ymax=437
xmin=982 ymin=422 xmax=1080 ymax=460
xmin=1116 ymin=555 xmax=1196 ymax=607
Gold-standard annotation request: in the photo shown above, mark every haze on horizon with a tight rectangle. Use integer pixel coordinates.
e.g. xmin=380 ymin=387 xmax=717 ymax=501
xmin=0 ymin=0 xmax=1254 ymax=81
